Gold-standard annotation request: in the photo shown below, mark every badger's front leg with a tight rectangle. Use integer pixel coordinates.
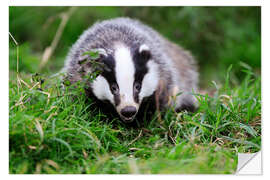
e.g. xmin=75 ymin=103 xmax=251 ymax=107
xmin=155 ymin=80 xmax=197 ymax=112
xmin=175 ymin=91 xmax=198 ymax=112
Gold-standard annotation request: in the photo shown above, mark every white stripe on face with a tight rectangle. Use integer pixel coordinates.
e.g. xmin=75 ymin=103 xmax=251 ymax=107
xmin=139 ymin=60 xmax=159 ymax=101
xmin=114 ymin=45 xmax=136 ymax=106
xmin=91 ymin=75 xmax=114 ymax=104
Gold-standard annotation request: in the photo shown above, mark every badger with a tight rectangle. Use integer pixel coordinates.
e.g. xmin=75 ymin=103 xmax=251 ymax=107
xmin=62 ymin=17 xmax=198 ymax=123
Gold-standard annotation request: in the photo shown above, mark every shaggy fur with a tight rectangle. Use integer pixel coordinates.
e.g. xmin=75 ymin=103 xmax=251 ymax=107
xmin=62 ymin=17 xmax=199 ymax=120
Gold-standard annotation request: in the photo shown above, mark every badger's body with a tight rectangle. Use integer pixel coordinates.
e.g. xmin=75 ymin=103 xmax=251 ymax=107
xmin=63 ymin=17 xmax=198 ymax=122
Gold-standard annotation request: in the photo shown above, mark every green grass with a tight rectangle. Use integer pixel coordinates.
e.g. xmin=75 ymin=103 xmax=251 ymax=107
xmin=9 ymin=64 xmax=261 ymax=174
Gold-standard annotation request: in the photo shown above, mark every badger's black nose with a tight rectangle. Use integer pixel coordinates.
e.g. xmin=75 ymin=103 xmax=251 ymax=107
xmin=120 ymin=106 xmax=137 ymax=118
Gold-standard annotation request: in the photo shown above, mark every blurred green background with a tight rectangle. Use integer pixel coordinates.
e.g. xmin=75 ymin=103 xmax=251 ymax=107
xmin=9 ymin=7 xmax=261 ymax=88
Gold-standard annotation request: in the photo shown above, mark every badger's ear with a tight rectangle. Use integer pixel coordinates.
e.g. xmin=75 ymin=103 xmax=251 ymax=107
xmin=138 ymin=44 xmax=151 ymax=61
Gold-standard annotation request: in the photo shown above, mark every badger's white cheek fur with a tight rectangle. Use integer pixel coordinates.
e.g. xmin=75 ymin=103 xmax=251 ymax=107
xmin=139 ymin=61 xmax=159 ymax=101
xmin=91 ymin=76 xmax=114 ymax=104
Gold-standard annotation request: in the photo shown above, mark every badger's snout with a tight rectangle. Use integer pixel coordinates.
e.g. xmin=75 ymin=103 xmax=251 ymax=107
xmin=121 ymin=106 xmax=136 ymax=118
xmin=119 ymin=106 xmax=137 ymax=122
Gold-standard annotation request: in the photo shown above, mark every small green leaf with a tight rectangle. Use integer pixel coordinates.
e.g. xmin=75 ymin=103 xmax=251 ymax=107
xmin=78 ymin=58 xmax=88 ymax=65
xmin=83 ymin=50 xmax=100 ymax=60
xmin=63 ymin=80 xmax=71 ymax=86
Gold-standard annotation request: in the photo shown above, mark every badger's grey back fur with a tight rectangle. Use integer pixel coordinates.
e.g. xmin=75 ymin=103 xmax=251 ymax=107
xmin=63 ymin=17 xmax=198 ymax=120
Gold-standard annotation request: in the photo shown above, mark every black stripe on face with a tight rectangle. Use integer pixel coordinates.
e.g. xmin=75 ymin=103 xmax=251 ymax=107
xmin=132 ymin=48 xmax=151 ymax=103
xmin=96 ymin=54 xmax=121 ymax=106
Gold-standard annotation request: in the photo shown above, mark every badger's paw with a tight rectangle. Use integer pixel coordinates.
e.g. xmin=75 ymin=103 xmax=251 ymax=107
xmin=176 ymin=93 xmax=198 ymax=112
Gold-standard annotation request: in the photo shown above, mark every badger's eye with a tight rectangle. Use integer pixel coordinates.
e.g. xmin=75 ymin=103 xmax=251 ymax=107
xmin=110 ymin=83 xmax=119 ymax=95
xmin=134 ymin=82 xmax=141 ymax=92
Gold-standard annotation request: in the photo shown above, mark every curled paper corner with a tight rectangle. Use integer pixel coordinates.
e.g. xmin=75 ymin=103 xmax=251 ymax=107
xmin=236 ymin=151 xmax=262 ymax=175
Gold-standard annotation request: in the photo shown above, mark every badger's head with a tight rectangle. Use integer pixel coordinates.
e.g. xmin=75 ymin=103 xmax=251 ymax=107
xmin=84 ymin=43 xmax=159 ymax=122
